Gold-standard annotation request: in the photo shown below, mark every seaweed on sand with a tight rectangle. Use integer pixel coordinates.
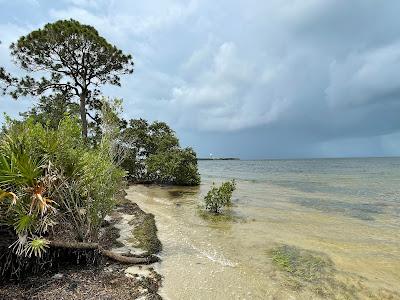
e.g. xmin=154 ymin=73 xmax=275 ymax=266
xmin=131 ymin=214 xmax=162 ymax=255
xmin=270 ymin=245 xmax=334 ymax=283
xmin=268 ymin=244 xmax=400 ymax=299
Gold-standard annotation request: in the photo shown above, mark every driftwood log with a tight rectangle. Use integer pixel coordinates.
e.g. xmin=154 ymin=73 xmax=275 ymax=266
xmin=49 ymin=241 xmax=159 ymax=264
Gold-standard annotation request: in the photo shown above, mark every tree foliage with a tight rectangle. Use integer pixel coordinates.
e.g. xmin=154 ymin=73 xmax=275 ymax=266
xmin=146 ymin=148 xmax=200 ymax=186
xmin=121 ymin=119 xmax=200 ymax=185
xmin=1 ymin=19 xmax=134 ymax=139
xmin=204 ymin=180 xmax=236 ymax=214
xmin=20 ymin=93 xmax=80 ymax=129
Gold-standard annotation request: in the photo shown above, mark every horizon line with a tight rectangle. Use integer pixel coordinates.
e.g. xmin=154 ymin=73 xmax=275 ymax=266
xmin=198 ymin=155 xmax=400 ymax=161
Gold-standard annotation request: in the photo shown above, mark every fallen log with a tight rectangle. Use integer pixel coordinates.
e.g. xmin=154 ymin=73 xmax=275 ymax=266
xmin=101 ymin=249 xmax=159 ymax=264
xmin=49 ymin=241 xmax=99 ymax=250
xmin=49 ymin=240 xmax=159 ymax=264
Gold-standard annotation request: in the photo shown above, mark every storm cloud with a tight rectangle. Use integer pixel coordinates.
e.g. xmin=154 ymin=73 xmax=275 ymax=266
xmin=1 ymin=0 xmax=400 ymax=158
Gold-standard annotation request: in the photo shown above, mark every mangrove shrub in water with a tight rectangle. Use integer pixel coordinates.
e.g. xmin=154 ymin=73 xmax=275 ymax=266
xmin=204 ymin=180 xmax=236 ymax=214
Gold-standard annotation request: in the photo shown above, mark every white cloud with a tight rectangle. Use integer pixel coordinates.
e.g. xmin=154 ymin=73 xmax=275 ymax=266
xmin=50 ymin=0 xmax=198 ymax=38
xmin=2 ymin=0 xmax=400 ymax=157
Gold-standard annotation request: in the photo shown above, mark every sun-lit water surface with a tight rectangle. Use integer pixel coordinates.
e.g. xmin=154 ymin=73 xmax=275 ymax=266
xmin=126 ymin=158 xmax=400 ymax=299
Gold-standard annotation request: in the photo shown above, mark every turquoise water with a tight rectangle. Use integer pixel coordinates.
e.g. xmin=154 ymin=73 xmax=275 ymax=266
xmin=128 ymin=158 xmax=400 ymax=299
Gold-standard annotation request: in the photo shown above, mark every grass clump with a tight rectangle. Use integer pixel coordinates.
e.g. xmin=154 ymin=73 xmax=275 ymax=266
xmin=270 ymin=245 xmax=334 ymax=283
xmin=132 ymin=214 xmax=162 ymax=255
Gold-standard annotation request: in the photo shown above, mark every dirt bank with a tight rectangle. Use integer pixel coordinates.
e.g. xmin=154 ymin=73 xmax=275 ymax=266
xmin=0 ymin=194 xmax=163 ymax=300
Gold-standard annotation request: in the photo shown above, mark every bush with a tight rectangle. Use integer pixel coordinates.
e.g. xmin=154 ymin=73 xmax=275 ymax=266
xmin=0 ymin=116 xmax=86 ymax=256
xmin=146 ymin=148 xmax=200 ymax=186
xmin=204 ymin=180 xmax=236 ymax=214
xmin=121 ymin=119 xmax=200 ymax=185
xmin=0 ymin=109 xmax=124 ymax=260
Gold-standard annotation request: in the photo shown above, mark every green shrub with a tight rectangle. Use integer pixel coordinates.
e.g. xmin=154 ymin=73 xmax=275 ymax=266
xmin=73 ymin=147 xmax=124 ymax=239
xmin=0 ymin=109 xmax=124 ymax=257
xmin=146 ymin=148 xmax=200 ymax=186
xmin=121 ymin=119 xmax=200 ymax=185
xmin=19 ymin=93 xmax=80 ymax=130
xmin=0 ymin=129 xmax=58 ymax=257
xmin=204 ymin=180 xmax=236 ymax=214
xmin=3 ymin=116 xmax=84 ymax=177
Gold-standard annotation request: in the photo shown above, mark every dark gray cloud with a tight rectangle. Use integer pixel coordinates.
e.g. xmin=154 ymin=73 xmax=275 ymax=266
xmin=1 ymin=0 xmax=400 ymax=158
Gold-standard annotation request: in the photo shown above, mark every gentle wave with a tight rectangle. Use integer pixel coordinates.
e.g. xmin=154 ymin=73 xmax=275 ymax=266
xmin=153 ymin=197 xmax=173 ymax=205
xmin=192 ymin=245 xmax=237 ymax=267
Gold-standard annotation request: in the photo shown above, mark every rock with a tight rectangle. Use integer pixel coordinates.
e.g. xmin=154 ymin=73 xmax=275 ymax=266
xmin=125 ymin=266 xmax=152 ymax=278
xmin=52 ymin=273 xmax=64 ymax=280
xmin=67 ymin=281 xmax=78 ymax=292
xmin=104 ymin=266 xmax=114 ymax=273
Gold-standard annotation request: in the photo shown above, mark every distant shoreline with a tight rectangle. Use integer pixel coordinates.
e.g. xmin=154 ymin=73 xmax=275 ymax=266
xmin=199 ymin=156 xmax=400 ymax=161
xmin=197 ymin=158 xmax=240 ymax=161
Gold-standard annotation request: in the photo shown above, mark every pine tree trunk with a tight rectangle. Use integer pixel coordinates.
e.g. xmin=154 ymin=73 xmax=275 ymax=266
xmin=79 ymin=91 xmax=88 ymax=140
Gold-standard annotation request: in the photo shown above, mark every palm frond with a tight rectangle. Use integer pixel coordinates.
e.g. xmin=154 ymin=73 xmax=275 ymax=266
xmin=0 ymin=189 xmax=17 ymax=205
xmin=26 ymin=237 xmax=49 ymax=258
xmin=14 ymin=214 xmax=36 ymax=234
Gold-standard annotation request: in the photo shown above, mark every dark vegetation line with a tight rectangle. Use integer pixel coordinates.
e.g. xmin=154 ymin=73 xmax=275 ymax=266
xmin=197 ymin=158 xmax=240 ymax=161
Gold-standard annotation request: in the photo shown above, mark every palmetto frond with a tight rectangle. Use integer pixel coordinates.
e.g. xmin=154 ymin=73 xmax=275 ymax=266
xmin=26 ymin=237 xmax=49 ymax=258
xmin=14 ymin=214 xmax=36 ymax=234
xmin=0 ymin=150 xmax=44 ymax=188
xmin=0 ymin=137 xmax=56 ymax=258
xmin=0 ymin=189 xmax=17 ymax=205
xmin=9 ymin=234 xmax=49 ymax=258
xmin=10 ymin=234 xmax=28 ymax=256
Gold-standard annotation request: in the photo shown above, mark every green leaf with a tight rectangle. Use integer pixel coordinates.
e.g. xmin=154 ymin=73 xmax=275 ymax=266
xmin=14 ymin=214 xmax=36 ymax=234
xmin=27 ymin=237 xmax=49 ymax=258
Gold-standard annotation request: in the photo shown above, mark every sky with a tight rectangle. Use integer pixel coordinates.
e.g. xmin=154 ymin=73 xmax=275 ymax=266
xmin=1 ymin=0 xmax=400 ymax=159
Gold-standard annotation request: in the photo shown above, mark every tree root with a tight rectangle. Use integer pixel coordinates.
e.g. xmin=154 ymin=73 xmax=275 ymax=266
xmin=49 ymin=241 xmax=159 ymax=264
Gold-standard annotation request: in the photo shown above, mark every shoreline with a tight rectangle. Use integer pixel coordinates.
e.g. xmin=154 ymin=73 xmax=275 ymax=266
xmin=124 ymin=181 xmax=400 ymax=300
xmin=3 ymin=176 xmax=399 ymax=299
xmin=197 ymin=158 xmax=240 ymax=161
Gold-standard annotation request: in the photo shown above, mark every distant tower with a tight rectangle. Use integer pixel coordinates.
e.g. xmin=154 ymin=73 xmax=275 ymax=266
xmin=209 ymin=153 xmax=213 ymax=159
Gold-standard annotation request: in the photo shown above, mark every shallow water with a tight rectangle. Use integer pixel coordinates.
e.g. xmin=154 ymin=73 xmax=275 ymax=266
xmin=126 ymin=158 xmax=400 ymax=299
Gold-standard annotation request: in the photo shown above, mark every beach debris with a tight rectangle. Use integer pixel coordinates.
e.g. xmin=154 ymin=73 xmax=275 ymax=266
xmin=52 ymin=273 xmax=64 ymax=280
